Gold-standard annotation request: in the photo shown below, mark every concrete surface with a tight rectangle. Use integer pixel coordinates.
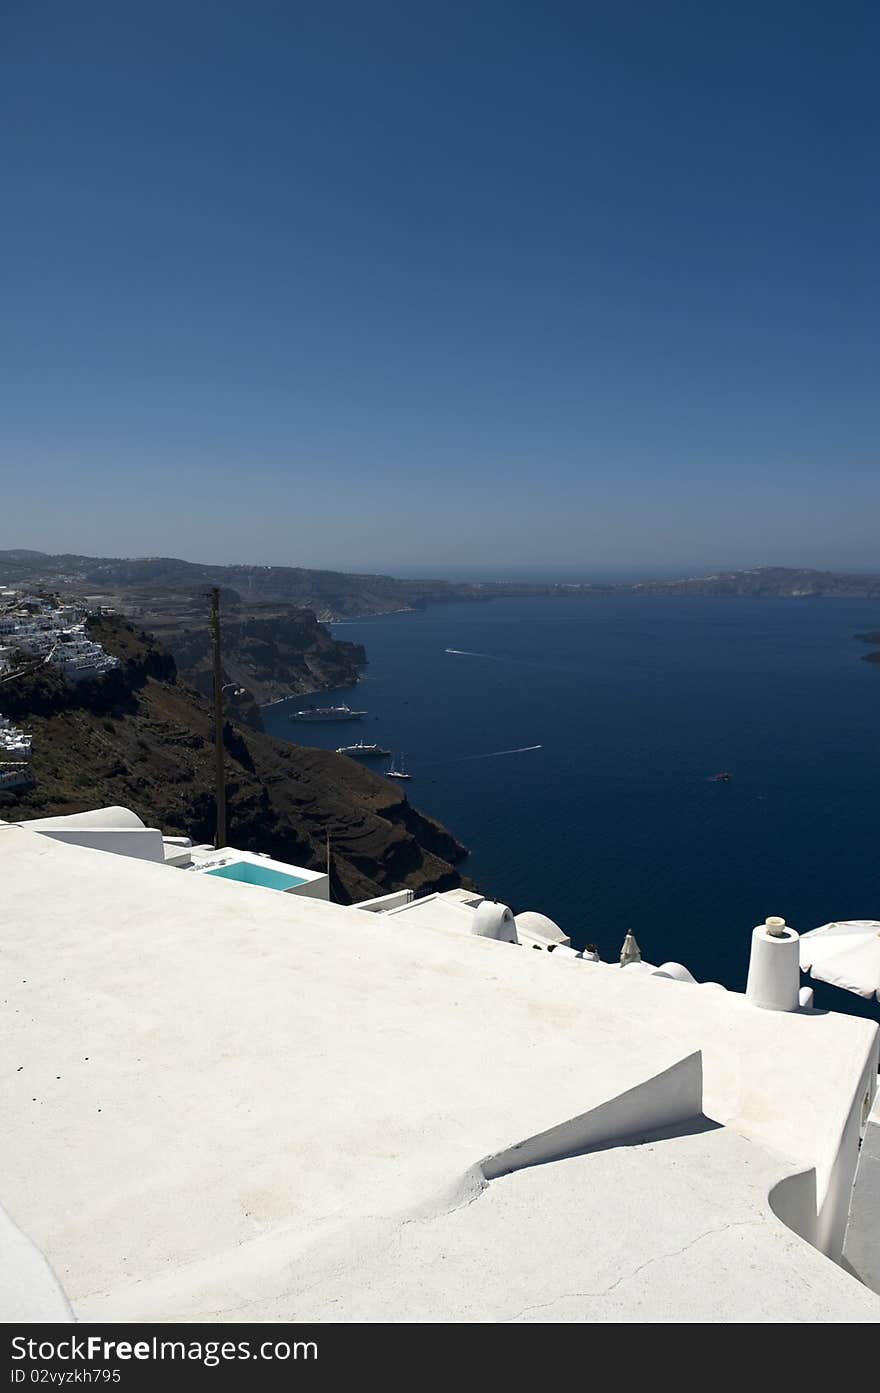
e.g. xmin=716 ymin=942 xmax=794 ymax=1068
xmin=2 ymin=824 xmax=878 ymax=1323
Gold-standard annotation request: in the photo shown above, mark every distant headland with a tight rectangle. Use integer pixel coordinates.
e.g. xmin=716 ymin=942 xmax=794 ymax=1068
xmin=2 ymin=551 xmax=880 ymax=623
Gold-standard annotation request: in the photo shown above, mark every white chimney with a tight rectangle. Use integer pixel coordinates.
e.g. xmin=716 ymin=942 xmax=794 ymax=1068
xmin=745 ymin=916 xmax=800 ymax=1011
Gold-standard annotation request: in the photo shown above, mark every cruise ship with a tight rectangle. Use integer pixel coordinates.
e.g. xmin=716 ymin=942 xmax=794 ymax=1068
xmin=289 ymin=703 xmax=367 ymax=723
xmin=335 ymin=740 xmax=390 ymax=757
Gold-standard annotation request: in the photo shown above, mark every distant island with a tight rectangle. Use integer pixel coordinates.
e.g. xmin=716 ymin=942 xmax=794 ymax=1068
xmin=3 ymin=551 xmax=880 ymax=621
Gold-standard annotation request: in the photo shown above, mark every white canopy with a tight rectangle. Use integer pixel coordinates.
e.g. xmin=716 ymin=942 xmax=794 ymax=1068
xmin=799 ymin=921 xmax=880 ymax=1002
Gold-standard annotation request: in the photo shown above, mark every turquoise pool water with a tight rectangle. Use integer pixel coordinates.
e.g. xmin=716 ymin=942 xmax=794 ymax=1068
xmin=206 ymin=861 xmax=306 ymax=891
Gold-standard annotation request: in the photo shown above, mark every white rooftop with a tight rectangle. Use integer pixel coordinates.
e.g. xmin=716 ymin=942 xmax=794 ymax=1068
xmin=1 ymin=824 xmax=878 ymax=1323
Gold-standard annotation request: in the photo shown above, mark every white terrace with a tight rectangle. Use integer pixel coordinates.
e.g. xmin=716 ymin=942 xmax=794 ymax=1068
xmin=1 ymin=818 xmax=878 ymax=1323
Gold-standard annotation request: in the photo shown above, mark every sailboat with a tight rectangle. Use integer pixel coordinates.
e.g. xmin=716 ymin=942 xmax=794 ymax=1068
xmin=386 ymin=752 xmax=412 ymax=780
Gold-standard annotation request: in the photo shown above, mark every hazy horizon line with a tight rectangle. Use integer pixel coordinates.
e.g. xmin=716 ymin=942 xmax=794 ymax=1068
xmin=2 ymin=544 xmax=879 ymax=587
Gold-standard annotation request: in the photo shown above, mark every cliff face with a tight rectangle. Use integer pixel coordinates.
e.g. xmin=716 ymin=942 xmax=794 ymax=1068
xmin=143 ymin=605 xmax=367 ymax=707
xmin=0 ymin=617 xmax=469 ymax=904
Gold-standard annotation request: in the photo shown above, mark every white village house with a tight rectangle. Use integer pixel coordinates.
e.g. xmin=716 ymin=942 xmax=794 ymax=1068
xmin=0 ymin=587 xmax=124 ymax=797
xmin=0 ymin=590 xmax=118 ymax=683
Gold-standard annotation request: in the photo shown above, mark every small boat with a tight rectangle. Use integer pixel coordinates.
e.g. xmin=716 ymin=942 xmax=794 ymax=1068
xmin=289 ymin=703 xmax=366 ymax=723
xmin=712 ymin=771 xmax=732 ymax=783
xmin=386 ymin=752 xmax=412 ymax=780
xmin=336 ymin=740 xmax=390 ymax=758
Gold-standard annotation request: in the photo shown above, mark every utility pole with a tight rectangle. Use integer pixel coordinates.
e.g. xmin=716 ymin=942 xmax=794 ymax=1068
xmin=209 ymin=587 xmax=227 ymax=849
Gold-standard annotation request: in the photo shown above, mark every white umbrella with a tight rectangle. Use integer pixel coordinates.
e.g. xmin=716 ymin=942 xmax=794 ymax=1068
xmin=799 ymin=921 xmax=880 ymax=1002
xmin=619 ymin=930 xmax=642 ymax=967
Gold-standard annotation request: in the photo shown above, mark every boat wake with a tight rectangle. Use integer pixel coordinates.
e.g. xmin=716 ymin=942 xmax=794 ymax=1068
xmin=444 ymin=648 xmax=500 ymax=659
xmin=445 ymin=745 xmax=543 ymax=764
xmin=445 ymin=646 xmax=544 ymax=667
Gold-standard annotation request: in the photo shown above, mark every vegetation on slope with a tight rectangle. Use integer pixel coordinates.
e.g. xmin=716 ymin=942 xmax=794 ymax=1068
xmin=0 ymin=617 xmax=469 ymax=904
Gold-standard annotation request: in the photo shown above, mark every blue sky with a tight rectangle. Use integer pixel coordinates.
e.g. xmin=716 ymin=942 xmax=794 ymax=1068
xmin=2 ymin=2 xmax=877 ymax=576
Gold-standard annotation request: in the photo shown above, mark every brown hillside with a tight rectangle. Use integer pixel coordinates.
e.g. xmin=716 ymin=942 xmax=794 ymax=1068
xmin=0 ymin=616 xmax=470 ymax=904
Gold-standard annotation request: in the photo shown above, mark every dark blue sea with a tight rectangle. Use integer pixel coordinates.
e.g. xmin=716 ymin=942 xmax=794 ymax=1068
xmin=262 ymin=597 xmax=880 ymax=1019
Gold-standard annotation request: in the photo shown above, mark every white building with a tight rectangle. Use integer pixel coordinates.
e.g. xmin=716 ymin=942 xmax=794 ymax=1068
xmin=0 ymin=713 xmax=34 ymax=790
xmin=8 ymin=806 xmax=329 ymax=897
xmin=0 ymin=715 xmax=32 ymax=761
xmin=0 ymin=593 xmax=118 ymax=682
xmin=0 ymin=813 xmax=878 ymax=1324
xmin=52 ymin=627 xmax=119 ymax=682
xmin=4 ymin=622 xmax=54 ymax=657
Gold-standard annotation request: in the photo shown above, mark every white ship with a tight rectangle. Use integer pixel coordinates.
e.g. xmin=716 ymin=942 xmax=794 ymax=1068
xmin=336 ymin=740 xmax=390 ymax=757
xmin=289 ymin=703 xmax=367 ymax=723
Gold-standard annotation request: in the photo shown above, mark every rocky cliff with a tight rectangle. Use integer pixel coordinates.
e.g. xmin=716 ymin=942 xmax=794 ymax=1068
xmin=0 ymin=616 xmax=469 ymax=904
xmin=143 ymin=604 xmax=367 ymax=707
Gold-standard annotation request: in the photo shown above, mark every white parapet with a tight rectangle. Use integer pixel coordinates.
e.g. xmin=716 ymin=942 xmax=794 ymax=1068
xmin=746 ymin=916 xmax=801 ymax=1012
xmin=354 ymin=888 xmax=416 ymax=913
xmin=19 ymin=806 xmax=166 ymax=864
xmin=28 ymin=826 xmax=166 ymax=863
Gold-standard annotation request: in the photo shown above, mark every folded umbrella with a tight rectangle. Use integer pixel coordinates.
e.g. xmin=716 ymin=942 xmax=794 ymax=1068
xmin=799 ymin=921 xmax=880 ymax=1002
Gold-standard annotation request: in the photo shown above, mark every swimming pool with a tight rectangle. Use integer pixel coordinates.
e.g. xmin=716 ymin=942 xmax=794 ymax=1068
xmin=206 ymin=861 xmax=307 ymax=891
